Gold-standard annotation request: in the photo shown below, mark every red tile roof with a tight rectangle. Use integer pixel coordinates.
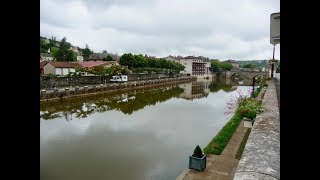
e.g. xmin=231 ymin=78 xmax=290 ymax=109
xmin=40 ymin=61 xmax=48 ymax=69
xmin=48 ymin=62 xmax=81 ymax=68
xmin=77 ymin=61 xmax=116 ymax=68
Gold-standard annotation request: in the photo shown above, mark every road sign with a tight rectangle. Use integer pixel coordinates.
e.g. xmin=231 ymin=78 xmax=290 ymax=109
xmin=270 ymin=12 xmax=280 ymax=45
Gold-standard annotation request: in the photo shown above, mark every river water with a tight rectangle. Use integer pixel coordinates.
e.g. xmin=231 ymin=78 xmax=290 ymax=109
xmin=40 ymin=79 xmax=252 ymax=180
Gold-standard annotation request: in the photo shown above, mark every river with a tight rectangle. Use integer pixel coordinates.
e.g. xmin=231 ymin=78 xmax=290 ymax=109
xmin=40 ymin=79 xmax=253 ymax=180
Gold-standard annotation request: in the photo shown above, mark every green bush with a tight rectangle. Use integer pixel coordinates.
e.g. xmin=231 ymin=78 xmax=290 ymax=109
xmin=41 ymin=74 xmax=56 ymax=80
xmin=193 ymin=145 xmax=204 ymax=158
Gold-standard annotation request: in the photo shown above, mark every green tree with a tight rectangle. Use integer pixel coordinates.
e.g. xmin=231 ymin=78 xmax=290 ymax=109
xmin=243 ymin=63 xmax=256 ymax=69
xmin=48 ymin=36 xmax=57 ymax=51
xmin=221 ymin=62 xmax=233 ymax=71
xmin=211 ymin=60 xmax=221 ymax=72
xmin=133 ymin=54 xmax=148 ymax=67
xmin=50 ymin=47 xmax=59 ymax=61
xmin=40 ymin=38 xmax=49 ymax=53
xmin=56 ymin=37 xmax=76 ymax=62
xmin=120 ymin=53 xmax=135 ymax=68
xmin=103 ymin=55 xmax=114 ymax=61
xmin=82 ymin=44 xmax=93 ymax=60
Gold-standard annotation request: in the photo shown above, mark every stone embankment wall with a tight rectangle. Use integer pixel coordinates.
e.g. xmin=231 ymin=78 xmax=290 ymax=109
xmin=40 ymin=73 xmax=179 ymax=89
xmin=40 ymin=76 xmax=196 ymax=102
xmin=233 ymin=79 xmax=280 ymax=180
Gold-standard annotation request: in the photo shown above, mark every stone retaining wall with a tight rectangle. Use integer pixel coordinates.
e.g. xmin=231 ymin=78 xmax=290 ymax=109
xmin=40 ymin=73 xmax=179 ymax=89
xmin=233 ymin=79 xmax=280 ymax=180
xmin=40 ymin=76 xmax=196 ymax=102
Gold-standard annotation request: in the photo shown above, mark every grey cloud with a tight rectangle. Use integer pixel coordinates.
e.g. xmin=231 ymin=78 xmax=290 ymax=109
xmin=40 ymin=0 xmax=280 ymax=60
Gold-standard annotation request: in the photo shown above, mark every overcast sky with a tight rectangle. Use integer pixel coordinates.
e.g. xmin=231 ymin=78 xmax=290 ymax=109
xmin=40 ymin=0 xmax=280 ymax=60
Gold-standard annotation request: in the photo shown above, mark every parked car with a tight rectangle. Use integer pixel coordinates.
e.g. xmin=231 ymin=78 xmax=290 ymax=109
xmin=110 ymin=75 xmax=128 ymax=82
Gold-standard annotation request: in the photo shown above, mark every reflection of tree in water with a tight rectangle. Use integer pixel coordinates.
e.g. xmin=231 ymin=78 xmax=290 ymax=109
xmin=40 ymin=86 xmax=184 ymax=120
xmin=209 ymin=82 xmax=235 ymax=93
xmin=105 ymin=87 xmax=184 ymax=114
xmin=40 ymin=112 xmax=61 ymax=120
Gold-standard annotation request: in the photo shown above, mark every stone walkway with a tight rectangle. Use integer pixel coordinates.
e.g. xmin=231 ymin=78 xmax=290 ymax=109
xmin=177 ymin=122 xmax=249 ymax=180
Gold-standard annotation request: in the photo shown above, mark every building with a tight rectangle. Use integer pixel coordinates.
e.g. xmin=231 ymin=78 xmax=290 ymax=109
xmin=77 ymin=55 xmax=84 ymax=62
xmin=86 ymin=52 xmax=120 ymax=62
xmin=40 ymin=53 xmax=54 ymax=62
xmin=40 ymin=61 xmax=49 ymax=75
xmin=42 ymin=62 xmax=81 ymax=76
xmin=166 ymin=55 xmax=211 ymax=77
xmin=86 ymin=53 xmax=108 ymax=61
xmin=70 ymin=46 xmax=80 ymax=53
xmin=77 ymin=61 xmax=118 ymax=71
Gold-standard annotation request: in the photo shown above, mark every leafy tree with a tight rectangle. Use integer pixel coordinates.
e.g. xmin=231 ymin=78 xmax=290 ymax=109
xmin=40 ymin=38 xmax=49 ymax=53
xmin=221 ymin=62 xmax=233 ymax=71
xmin=120 ymin=53 xmax=135 ymax=68
xmin=211 ymin=61 xmax=233 ymax=72
xmin=146 ymin=57 xmax=160 ymax=68
xmin=211 ymin=60 xmax=221 ymax=72
xmin=48 ymin=36 xmax=57 ymax=51
xmin=56 ymin=37 xmax=76 ymax=62
xmin=82 ymin=44 xmax=93 ymax=60
xmin=50 ymin=47 xmax=59 ymax=61
xmin=102 ymin=55 xmax=113 ymax=61
xmin=243 ymin=63 xmax=256 ymax=69
xmin=133 ymin=54 xmax=148 ymax=67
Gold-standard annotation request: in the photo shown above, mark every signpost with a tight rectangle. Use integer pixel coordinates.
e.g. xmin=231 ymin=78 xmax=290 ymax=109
xmin=270 ymin=12 xmax=280 ymax=78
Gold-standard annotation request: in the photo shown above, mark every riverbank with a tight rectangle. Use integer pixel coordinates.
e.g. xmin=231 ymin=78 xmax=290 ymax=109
xmin=177 ymin=82 xmax=267 ymax=180
xmin=40 ymin=76 xmax=196 ymax=102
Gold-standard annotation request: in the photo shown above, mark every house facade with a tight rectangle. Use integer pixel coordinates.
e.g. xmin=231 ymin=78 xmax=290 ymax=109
xmin=166 ymin=55 xmax=211 ymax=77
xmin=42 ymin=62 xmax=80 ymax=76
xmin=40 ymin=53 xmax=54 ymax=62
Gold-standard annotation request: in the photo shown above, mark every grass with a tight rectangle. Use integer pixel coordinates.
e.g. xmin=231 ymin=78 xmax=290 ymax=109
xmin=203 ymin=112 xmax=242 ymax=155
xmin=235 ymin=128 xmax=251 ymax=160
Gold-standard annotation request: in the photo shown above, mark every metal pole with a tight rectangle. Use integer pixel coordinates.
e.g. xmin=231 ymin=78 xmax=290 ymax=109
xmin=271 ymin=44 xmax=275 ymax=78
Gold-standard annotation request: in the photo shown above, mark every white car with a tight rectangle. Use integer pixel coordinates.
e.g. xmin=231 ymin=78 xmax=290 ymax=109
xmin=110 ymin=75 xmax=128 ymax=82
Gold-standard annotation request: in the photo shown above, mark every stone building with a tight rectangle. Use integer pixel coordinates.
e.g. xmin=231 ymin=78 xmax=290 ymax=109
xmin=166 ymin=55 xmax=211 ymax=78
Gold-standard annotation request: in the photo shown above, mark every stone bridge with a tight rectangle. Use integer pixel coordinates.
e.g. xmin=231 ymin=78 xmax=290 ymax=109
xmin=226 ymin=69 xmax=268 ymax=81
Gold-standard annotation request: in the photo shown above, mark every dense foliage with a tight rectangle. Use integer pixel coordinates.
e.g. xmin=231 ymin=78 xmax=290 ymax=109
xmin=103 ymin=55 xmax=114 ymax=61
xmin=119 ymin=53 xmax=184 ymax=72
xmin=81 ymin=44 xmax=93 ymax=60
xmin=56 ymin=37 xmax=76 ymax=62
xmin=40 ymin=86 xmax=184 ymax=118
xmin=211 ymin=60 xmax=233 ymax=72
xmin=237 ymin=60 xmax=280 ymax=70
xmin=242 ymin=63 xmax=256 ymax=69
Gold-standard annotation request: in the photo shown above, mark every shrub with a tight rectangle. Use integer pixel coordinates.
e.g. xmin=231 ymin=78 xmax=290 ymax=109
xmin=41 ymin=74 xmax=56 ymax=80
xmin=192 ymin=145 xmax=204 ymax=158
xmin=237 ymin=98 xmax=263 ymax=119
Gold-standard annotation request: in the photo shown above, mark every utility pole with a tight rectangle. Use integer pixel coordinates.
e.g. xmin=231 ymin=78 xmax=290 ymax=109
xmin=271 ymin=44 xmax=275 ymax=78
xmin=270 ymin=12 xmax=280 ymax=78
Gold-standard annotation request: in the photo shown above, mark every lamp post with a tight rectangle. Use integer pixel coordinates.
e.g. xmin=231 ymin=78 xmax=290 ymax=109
xmin=271 ymin=44 xmax=276 ymax=78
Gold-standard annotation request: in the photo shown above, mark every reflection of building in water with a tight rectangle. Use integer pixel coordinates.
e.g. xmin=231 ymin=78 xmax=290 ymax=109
xmin=179 ymin=80 xmax=210 ymax=100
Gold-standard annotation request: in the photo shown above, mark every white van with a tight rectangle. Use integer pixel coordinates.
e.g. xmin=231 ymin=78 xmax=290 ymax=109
xmin=110 ymin=75 xmax=128 ymax=82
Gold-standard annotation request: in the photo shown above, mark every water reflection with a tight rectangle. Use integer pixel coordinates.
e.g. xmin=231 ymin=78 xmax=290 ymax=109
xmin=41 ymin=80 xmax=238 ymax=121
xmin=40 ymin=80 xmax=253 ymax=180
